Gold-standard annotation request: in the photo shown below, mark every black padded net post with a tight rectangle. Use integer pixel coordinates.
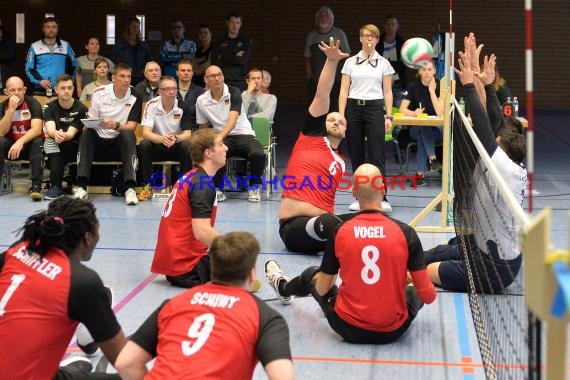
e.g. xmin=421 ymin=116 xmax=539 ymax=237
xmin=452 ymin=107 xmax=530 ymax=380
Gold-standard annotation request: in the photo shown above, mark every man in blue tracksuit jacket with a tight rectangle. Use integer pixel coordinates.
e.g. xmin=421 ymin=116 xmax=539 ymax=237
xmin=25 ymin=17 xmax=77 ymax=95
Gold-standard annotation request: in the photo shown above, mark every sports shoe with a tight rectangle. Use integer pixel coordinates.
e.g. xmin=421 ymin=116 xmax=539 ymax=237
xmin=44 ymin=185 xmax=64 ymax=200
xmin=264 ymin=260 xmax=293 ymax=305
xmin=125 ymin=188 xmax=139 ymax=205
xmin=249 ymin=278 xmax=262 ymax=293
xmin=430 ymin=160 xmax=443 ymax=173
xmin=216 ymin=189 xmax=226 ymax=202
xmin=137 ymin=184 xmax=153 ymax=201
xmin=59 ymin=356 xmax=93 ymax=373
xmin=381 ymin=200 xmax=393 ymax=213
xmin=30 ymin=185 xmax=43 ymax=201
xmin=348 ymin=200 xmax=360 ymax=211
xmin=76 ymin=287 xmax=113 ymax=355
xmin=72 ymin=186 xmax=88 ymax=200
xmin=248 ymin=187 xmax=261 ymax=203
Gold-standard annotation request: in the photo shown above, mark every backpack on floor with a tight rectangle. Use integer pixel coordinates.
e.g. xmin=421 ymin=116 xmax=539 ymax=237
xmin=110 ymin=169 xmax=125 ymax=196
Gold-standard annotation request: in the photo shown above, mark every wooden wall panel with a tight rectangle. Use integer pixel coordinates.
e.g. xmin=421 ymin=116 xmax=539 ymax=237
xmin=2 ymin=0 xmax=569 ymax=109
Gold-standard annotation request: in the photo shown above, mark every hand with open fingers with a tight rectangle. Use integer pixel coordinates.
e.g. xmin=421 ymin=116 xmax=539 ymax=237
xmin=454 ymin=52 xmax=475 ymax=86
xmin=467 ymin=33 xmax=484 ymax=74
xmin=475 ymin=54 xmax=496 ymax=86
xmin=318 ymin=39 xmax=349 ymax=61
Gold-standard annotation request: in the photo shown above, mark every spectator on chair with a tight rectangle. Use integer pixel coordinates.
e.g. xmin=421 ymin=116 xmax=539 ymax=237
xmin=149 ymin=128 xmax=227 ymax=288
xmin=75 ymin=36 xmax=114 ymax=99
xmin=134 ymin=61 xmax=162 ymax=102
xmin=304 ymin=6 xmax=350 ymax=112
xmin=192 ymin=25 xmax=213 ymax=88
xmin=339 ymin=23 xmax=394 ymax=213
xmin=79 ymin=57 xmax=112 ymax=102
xmin=138 ymin=76 xmax=193 ymax=201
xmin=211 ymin=10 xmax=251 ymax=91
xmin=159 ymin=20 xmax=196 ymax=81
xmin=111 ymin=17 xmax=152 ymax=86
xmin=0 ymin=76 xmax=44 ymax=201
xmin=43 ymin=74 xmax=88 ymax=200
xmin=196 ymin=65 xmax=265 ymax=203
xmin=73 ymin=63 xmax=142 ymax=205
xmin=399 ymin=61 xmax=443 ymax=187
xmin=25 ymin=17 xmax=78 ymax=96
xmin=116 ymin=232 xmax=295 ymax=379
xmin=0 ymin=197 xmax=128 ymax=378
xmin=261 ymin=69 xmax=272 ymax=94
xmin=242 ymin=68 xmax=277 ymax=121
xmin=176 ymin=59 xmax=204 ymax=131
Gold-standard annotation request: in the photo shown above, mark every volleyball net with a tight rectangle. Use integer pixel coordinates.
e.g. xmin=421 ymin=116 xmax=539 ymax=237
xmin=451 ymin=97 xmax=534 ymax=379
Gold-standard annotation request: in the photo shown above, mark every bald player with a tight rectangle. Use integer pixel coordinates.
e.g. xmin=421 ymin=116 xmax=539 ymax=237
xmin=278 ymin=39 xmax=349 ymax=254
xmin=267 ymin=163 xmax=436 ymax=344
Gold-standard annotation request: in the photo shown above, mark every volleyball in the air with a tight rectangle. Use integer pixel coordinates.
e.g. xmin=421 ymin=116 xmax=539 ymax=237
xmin=401 ymin=38 xmax=435 ymax=69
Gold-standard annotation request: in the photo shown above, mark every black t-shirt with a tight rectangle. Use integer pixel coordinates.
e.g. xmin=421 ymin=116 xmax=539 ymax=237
xmin=43 ymin=99 xmax=88 ymax=139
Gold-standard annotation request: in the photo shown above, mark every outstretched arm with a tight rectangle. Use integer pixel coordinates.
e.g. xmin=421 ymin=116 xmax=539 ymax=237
xmin=476 ymin=54 xmax=505 ymax=135
xmin=308 ymin=40 xmax=349 ymax=118
xmin=454 ymin=51 xmax=497 ymax=155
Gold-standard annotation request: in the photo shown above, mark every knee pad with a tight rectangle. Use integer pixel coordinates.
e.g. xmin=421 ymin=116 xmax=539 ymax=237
xmin=306 ymin=213 xmax=343 ymax=241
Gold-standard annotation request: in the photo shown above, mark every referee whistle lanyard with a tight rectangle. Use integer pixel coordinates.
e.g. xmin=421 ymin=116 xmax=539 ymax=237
xmin=356 ymin=57 xmax=378 ymax=68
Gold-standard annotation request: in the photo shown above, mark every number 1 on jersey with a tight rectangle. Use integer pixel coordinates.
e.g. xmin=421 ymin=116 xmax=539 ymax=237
xmin=0 ymin=274 xmax=26 ymax=316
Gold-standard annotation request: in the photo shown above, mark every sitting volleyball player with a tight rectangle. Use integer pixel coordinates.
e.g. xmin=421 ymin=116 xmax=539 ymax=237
xmin=279 ymin=39 xmax=349 ymax=254
xmin=115 ymin=232 xmax=296 ymax=379
xmin=266 ymin=164 xmax=436 ymax=344
xmin=424 ymin=36 xmax=527 ymax=293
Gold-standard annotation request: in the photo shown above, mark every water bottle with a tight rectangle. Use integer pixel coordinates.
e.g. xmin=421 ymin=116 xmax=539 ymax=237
xmin=458 ymin=97 xmax=466 ymax=114
xmin=503 ymin=96 xmax=513 ymax=117
xmin=513 ymin=96 xmax=519 ymax=117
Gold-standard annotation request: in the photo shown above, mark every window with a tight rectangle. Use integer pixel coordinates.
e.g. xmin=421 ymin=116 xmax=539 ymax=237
xmin=15 ymin=13 xmax=25 ymax=43
xmin=45 ymin=13 xmax=55 ymax=18
xmin=106 ymin=14 xmax=116 ymax=45
xmin=136 ymin=15 xmax=145 ymax=41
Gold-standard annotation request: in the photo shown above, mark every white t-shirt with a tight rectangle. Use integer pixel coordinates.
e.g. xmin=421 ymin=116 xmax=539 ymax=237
xmin=141 ymin=97 xmax=187 ymax=136
xmin=88 ymin=84 xmax=140 ymax=139
xmin=473 ymin=147 xmax=527 ymax=260
xmin=341 ymin=51 xmax=395 ymax=100
xmin=195 ymin=84 xmax=254 ymax=137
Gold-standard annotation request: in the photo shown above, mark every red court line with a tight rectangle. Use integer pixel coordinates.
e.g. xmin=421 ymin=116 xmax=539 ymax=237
xmin=112 ymin=273 xmax=159 ymax=313
xmin=293 ymin=356 xmax=537 ymax=370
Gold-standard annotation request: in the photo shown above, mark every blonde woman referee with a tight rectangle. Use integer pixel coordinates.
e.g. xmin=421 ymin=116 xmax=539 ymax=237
xmin=339 ymin=24 xmax=394 ymax=213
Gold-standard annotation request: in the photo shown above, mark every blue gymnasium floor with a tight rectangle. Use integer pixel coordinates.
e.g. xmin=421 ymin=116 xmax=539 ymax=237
xmin=0 ymin=108 xmax=569 ymax=379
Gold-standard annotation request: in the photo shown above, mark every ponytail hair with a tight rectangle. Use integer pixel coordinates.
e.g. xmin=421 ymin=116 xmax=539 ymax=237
xmin=17 ymin=198 xmax=98 ymax=258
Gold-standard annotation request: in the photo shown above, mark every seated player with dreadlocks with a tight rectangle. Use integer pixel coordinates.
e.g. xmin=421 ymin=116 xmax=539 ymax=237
xmin=0 ymin=197 xmax=127 ymax=378
xmin=423 ymin=33 xmax=527 ymax=293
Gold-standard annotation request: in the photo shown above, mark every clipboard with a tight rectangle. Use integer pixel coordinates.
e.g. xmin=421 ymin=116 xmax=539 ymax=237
xmin=81 ymin=118 xmax=104 ymax=129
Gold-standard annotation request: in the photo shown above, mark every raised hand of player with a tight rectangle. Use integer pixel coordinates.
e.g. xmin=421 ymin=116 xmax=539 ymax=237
xmin=318 ymin=39 xmax=349 ymax=62
xmin=467 ymin=33 xmax=484 ymax=74
xmin=454 ymin=51 xmax=475 ymax=85
xmin=475 ymin=54 xmax=497 ymax=86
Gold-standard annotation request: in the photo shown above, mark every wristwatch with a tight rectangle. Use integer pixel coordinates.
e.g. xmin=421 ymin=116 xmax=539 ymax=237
xmin=384 ymin=115 xmax=393 ymax=121
xmin=115 ymin=122 xmax=121 ymax=130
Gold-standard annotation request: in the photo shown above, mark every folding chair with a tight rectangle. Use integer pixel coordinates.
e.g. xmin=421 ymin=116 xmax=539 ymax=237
xmin=251 ymin=117 xmax=277 ymax=199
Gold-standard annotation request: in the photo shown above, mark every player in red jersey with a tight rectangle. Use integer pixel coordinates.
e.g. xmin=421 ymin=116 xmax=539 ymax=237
xmin=279 ymin=39 xmax=350 ymax=254
xmin=0 ymin=197 xmax=127 ymax=378
xmin=116 ymin=232 xmax=296 ymax=380
xmin=151 ymin=128 xmax=227 ymax=288
xmin=268 ymin=164 xmax=436 ymax=343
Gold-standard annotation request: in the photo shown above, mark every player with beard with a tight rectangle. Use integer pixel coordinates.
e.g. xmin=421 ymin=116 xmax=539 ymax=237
xmin=278 ymin=39 xmax=349 ymax=254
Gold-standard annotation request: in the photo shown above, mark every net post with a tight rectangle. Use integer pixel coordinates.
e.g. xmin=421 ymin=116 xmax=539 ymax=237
xmin=523 ymin=208 xmax=569 ymax=379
